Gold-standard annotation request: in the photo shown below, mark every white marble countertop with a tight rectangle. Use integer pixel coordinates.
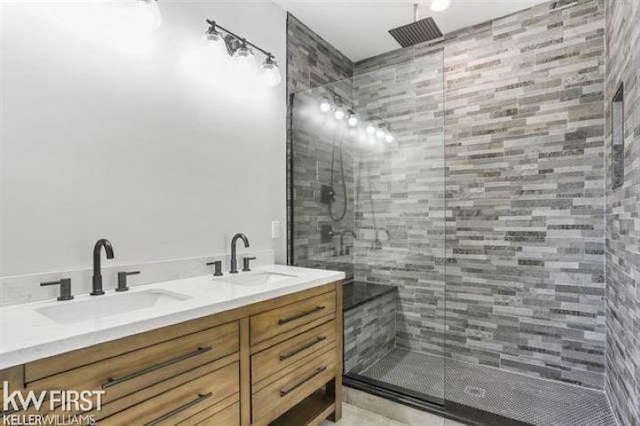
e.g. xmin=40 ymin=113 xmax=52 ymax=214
xmin=0 ymin=264 xmax=344 ymax=370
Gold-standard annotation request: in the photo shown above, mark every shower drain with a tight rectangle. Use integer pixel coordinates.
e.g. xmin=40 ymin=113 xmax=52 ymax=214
xmin=464 ymin=386 xmax=486 ymax=398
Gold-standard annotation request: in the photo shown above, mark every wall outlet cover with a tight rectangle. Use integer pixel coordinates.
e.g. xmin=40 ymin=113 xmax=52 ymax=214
xmin=271 ymin=221 xmax=281 ymax=239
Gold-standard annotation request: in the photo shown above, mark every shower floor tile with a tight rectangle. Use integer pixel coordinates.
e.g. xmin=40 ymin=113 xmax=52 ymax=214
xmin=358 ymin=348 xmax=616 ymax=425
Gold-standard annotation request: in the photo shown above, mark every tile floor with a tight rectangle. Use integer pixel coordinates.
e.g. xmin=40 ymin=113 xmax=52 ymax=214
xmin=357 ymin=349 xmax=616 ymax=425
xmin=321 ymin=403 xmax=464 ymax=426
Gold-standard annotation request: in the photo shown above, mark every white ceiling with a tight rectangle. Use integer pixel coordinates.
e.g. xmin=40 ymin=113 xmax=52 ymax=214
xmin=273 ymin=0 xmax=549 ymax=62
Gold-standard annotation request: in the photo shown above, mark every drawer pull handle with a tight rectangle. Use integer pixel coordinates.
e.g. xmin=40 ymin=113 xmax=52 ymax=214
xmin=279 ymin=366 xmax=327 ymax=397
xmin=144 ymin=392 xmax=213 ymax=426
xmin=279 ymin=336 xmax=327 ymax=361
xmin=278 ymin=306 xmax=325 ymax=325
xmin=102 ymin=346 xmax=213 ymax=389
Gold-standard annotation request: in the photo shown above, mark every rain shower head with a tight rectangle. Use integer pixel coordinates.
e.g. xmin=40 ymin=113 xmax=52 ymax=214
xmin=388 ymin=4 xmax=443 ymax=48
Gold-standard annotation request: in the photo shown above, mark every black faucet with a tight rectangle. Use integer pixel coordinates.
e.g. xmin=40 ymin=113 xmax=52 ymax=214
xmin=91 ymin=239 xmax=114 ymax=295
xmin=230 ymin=233 xmax=250 ymax=274
xmin=41 ymin=278 xmax=74 ymax=301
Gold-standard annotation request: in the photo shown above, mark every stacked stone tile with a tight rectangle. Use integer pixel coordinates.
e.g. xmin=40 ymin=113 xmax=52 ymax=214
xmin=604 ymin=0 xmax=640 ymax=424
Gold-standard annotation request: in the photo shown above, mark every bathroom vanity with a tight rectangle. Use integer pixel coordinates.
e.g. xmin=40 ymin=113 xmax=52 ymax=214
xmin=0 ymin=266 xmax=343 ymax=425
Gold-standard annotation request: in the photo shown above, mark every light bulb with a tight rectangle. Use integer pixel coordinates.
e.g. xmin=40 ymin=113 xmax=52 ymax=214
xmin=202 ymin=27 xmax=226 ymax=59
xmin=347 ymin=112 xmax=358 ymax=127
xmin=320 ymin=98 xmax=333 ymax=113
xmin=260 ymin=56 xmax=282 ymax=87
xmin=334 ymin=108 xmax=345 ymax=120
xmin=376 ymin=127 xmax=385 ymax=139
xmin=233 ymin=45 xmax=256 ymax=75
xmin=203 ymin=27 xmax=223 ymax=45
xmin=365 ymin=124 xmax=376 ymax=134
xmin=135 ymin=0 xmax=162 ymax=31
xmin=430 ymin=0 xmax=451 ymax=12
xmin=385 ymin=133 xmax=394 ymax=143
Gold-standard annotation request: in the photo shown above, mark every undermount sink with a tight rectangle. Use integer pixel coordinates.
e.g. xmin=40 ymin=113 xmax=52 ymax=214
xmin=36 ymin=289 xmax=191 ymax=324
xmin=219 ymin=272 xmax=298 ymax=286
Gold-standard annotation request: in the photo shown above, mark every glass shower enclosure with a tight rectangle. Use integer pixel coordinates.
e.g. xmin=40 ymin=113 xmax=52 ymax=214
xmin=288 ymin=45 xmax=446 ymax=406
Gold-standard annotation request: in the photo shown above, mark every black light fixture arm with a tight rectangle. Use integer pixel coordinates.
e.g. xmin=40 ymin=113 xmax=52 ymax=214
xmin=206 ymin=19 xmax=274 ymax=59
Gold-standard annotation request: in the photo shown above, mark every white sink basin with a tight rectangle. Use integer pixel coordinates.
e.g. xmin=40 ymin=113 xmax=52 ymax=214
xmin=36 ymin=289 xmax=191 ymax=324
xmin=219 ymin=272 xmax=298 ymax=286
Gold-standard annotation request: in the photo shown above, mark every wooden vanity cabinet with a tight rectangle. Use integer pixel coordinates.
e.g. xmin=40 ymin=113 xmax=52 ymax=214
xmin=0 ymin=281 xmax=343 ymax=426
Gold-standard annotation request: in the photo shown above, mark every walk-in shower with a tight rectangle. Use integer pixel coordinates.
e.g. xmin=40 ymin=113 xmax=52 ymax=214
xmin=287 ymin=0 xmax=620 ymax=423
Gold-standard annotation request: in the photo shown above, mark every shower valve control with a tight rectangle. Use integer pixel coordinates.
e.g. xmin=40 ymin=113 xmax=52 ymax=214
xmin=320 ymin=224 xmax=335 ymax=244
xmin=320 ymin=185 xmax=336 ymax=204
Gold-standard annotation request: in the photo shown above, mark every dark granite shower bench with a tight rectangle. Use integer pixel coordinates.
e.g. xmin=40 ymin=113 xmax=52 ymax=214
xmin=342 ymin=281 xmax=397 ymax=374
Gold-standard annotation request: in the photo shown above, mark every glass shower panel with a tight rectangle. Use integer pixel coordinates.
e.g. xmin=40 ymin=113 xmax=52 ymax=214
xmin=290 ymin=78 xmax=357 ymax=280
xmin=290 ymin=45 xmax=446 ymax=405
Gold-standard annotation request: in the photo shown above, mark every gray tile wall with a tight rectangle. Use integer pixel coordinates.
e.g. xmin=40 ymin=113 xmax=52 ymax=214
xmin=344 ymin=291 xmax=397 ymax=373
xmin=351 ymin=0 xmax=607 ymax=389
xmin=443 ymin=0 xmax=606 ymax=389
xmin=604 ymin=0 xmax=640 ymax=424
xmin=288 ymin=0 xmax=608 ymax=392
xmin=286 ymin=14 xmax=357 ymax=278
xmin=353 ymin=46 xmax=446 ymax=355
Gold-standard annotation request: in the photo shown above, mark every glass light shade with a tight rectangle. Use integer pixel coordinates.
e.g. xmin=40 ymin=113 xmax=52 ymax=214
xmin=320 ymin=98 xmax=333 ymax=113
xmin=347 ymin=112 xmax=358 ymax=127
xmin=232 ymin=46 xmax=256 ymax=75
xmin=376 ymin=127 xmax=385 ymax=139
xmin=260 ymin=57 xmax=282 ymax=87
xmin=334 ymin=108 xmax=345 ymax=120
xmin=365 ymin=124 xmax=376 ymax=134
xmin=203 ymin=28 xmax=223 ymax=45
xmin=385 ymin=133 xmax=394 ymax=143
xmin=202 ymin=28 xmax=226 ymax=59
xmin=430 ymin=0 xmax=451 ymax=12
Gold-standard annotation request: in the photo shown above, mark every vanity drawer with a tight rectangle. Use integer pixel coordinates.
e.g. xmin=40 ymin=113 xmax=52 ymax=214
xmin=176 ymin=397 xmax=239 ymax=426
xmin=250 ymin=291 xmax=335 ymax=346
xmin=100 ymin=361 xmax=239 ymax=425
xmin=0 ymin=365 xmax=24 ymax=414
xmin=252 ymin=319 xmax=335 ymax=385
xmin=27 ymin=321 xmax=238 ymax=407
xmin=252 ymin=346 xmax=336 ymax=425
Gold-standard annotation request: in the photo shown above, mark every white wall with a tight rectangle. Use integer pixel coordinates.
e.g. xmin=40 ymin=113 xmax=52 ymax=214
xmin=0 ymin=1 xmax=287 ymax=276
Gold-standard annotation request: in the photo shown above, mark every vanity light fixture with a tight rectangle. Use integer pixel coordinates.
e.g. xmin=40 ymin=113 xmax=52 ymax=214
xmin=204 ymin=19 xmax=282 ymax=87
xmin=260 ymin=56 xmax=282 ymax=87
xmin=232 ymin=42 xmax=256 ymax=74
xmin=334 ymin=107 xmax=346 ymax=120
xmin=203 ymin=21 xmax=224 ymax=46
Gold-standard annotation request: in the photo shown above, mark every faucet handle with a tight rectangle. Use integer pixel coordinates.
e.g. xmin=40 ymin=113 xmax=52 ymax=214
xmin=242 ymin=257 xmax=257 ymax=272
xmin=206 ymin=260 xmax=223 ymax=277
xmin=41 ymin=278 xmax=73 ymax=301
xmin=116 ymin=271 xmax=140 ymax=292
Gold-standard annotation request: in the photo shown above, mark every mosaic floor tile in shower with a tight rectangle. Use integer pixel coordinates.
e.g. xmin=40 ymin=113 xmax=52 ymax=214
xmin=359 ymin=349 xmax=616 ymax=425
